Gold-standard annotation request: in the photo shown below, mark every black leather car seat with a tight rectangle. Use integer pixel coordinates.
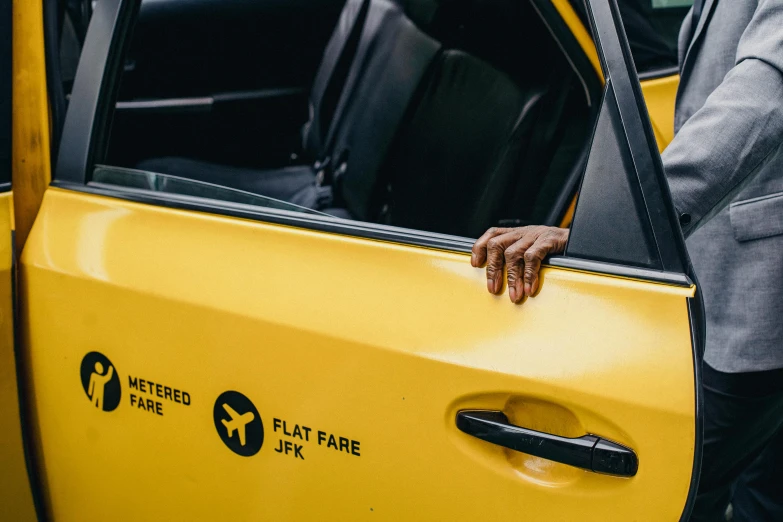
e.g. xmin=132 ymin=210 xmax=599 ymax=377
xmin=140 ymin=0 xmax=440 ymax=213
xmin=378 ymin=51 xmax=545 ymax=237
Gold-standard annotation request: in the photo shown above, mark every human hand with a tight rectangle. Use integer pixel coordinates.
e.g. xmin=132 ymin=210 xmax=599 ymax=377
xmin=471 ymin=226 xmax=570 ymax=303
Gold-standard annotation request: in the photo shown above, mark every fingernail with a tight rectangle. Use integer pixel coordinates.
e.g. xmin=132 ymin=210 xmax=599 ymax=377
xmin=509 ymin=287 xmax=517 ymax=302
xmin=524 ymin=283 xmax=532 ymax=296
xmin=487 ymin=278 xmax=495 ymax=293
xmin=471 ymin=253 xmax=477 ymax=266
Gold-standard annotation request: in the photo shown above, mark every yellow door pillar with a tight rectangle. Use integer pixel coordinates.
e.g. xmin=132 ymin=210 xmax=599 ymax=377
xmin=12 ymin=0 xmax=52 ymax=253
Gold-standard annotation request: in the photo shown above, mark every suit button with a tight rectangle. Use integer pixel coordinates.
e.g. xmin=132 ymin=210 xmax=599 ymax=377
xmin=679 ymin=213 xmax=692 ymax=227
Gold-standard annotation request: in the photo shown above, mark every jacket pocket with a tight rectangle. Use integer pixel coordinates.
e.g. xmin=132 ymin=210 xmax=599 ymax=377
xmin=730 ymin=191 xmax=783 ymax=242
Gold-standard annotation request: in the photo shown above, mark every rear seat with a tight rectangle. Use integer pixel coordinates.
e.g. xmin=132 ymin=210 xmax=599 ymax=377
xmin=140 ymin=0 xmax=438 ymax=212
xmin=380 ymin=51 xmax=544 ymax=237
xmin=139 ymin=0 xmax=547 ymax=237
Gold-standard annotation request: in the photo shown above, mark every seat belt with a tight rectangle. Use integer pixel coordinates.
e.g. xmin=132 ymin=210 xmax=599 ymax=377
xmin=325 ymin=3 xmax=441 ymax=218
xmin=301 ymin=0 xmax=372 ymax=160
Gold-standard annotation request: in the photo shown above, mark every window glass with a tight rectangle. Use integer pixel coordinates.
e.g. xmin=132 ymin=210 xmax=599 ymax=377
xmin=571 ymin=0 xmax=691 ymax=74
xmin=90 ymin=0 xmax=599 ymax=239
xmin=92 ymin=165 xmax=329 ymax=216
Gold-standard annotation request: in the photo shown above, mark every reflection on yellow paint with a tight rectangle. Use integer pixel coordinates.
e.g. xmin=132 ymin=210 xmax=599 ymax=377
xmin=75 ymin=208 xmax=130 ymax=281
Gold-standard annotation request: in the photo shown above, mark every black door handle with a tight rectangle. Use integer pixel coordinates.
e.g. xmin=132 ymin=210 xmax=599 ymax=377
xmin=456 ymin=410 xmax=638 ymax=477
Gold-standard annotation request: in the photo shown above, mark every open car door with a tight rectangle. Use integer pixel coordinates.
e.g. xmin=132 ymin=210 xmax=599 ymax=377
xmin=19 ymin=0 xmax=702 ymax=519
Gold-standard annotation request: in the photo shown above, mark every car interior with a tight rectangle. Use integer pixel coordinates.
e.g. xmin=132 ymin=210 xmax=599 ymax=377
xmin=59 ymin=0 xmax=600 ymax=238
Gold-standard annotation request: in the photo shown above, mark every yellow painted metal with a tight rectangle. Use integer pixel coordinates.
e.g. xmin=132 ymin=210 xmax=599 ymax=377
xmin=12 ymin=0 xmax=52 ymax=253
xmin=559 ymin=194 xmax=577 ymax=227
xmin=641 ymin=73 xmax=680 ymax=151
xmin=0 ymin=191 xmax=37 ymax=522
xmin=21 ymin=188 xmax=695 ymax=521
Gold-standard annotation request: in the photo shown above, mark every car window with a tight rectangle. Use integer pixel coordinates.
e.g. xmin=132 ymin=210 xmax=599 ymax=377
xmin=570 ymin=0 xmax=692 ymax=75
xmin=56 ymin=0 xmax=685 ymax=276
xmin=78 ymin=0 xmax=599 ymax=240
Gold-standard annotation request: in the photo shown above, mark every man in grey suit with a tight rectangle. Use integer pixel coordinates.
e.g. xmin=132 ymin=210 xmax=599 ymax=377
xmin=471 ymin=0 xmax=783 ymax=519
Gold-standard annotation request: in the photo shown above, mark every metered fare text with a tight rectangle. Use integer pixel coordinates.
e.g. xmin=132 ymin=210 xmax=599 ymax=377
xmin=128 ymin=376 xmax=191 ymax=416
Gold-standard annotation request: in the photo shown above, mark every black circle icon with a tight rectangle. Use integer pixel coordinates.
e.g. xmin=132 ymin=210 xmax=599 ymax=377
xmin=80 ymin=352 xmax=122 ymax=412
xmin=213 ymin=391 xmax=264 ymax=457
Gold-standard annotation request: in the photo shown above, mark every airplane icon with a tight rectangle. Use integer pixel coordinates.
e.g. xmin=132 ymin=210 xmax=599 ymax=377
xmin=221 ymin=403 xmax=255 ymax=446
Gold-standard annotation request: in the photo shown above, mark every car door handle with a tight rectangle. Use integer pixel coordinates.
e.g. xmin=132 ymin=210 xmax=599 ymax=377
xmin=456 ymin=410 xmax=638 ymax=477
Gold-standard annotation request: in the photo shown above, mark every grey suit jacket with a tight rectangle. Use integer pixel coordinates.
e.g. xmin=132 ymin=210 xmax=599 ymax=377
xmin=661 ymin=0 xmax=783 ymax=372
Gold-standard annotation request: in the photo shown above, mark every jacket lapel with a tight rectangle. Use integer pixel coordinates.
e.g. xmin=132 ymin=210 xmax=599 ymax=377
xmin=680 ymin=0 xmax=718 ymax=81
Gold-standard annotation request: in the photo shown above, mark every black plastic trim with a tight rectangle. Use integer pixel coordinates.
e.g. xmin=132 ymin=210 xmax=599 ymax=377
xmin=56 ymin=0 xmax=141 ymax=183
xmin=43 ymin=0 xmax=67 ymax=165
xmin=638 ymin=65 xmax=679 ymax=81
xmin=0 ymin=181 xmax=11 ymax=194
xmin=547 ymin=256 xmax=693 ymax=287
xmin=581 ymin=0 xmax=685 ymax=273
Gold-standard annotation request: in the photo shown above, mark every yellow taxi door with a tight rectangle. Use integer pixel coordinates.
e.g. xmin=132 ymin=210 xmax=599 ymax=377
xmin=0 ymin=1 xmax=39 ymax=519
xmin=19 ymin=0 xmax=702 ymax=520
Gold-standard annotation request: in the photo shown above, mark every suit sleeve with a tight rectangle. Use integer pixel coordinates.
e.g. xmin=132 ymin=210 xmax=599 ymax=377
xmin=661 ymin=0 xmax=783 ymax=237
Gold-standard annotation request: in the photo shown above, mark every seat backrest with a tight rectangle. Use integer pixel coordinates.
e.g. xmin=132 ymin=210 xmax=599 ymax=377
xmin=304 ymin=0 xmax=565 ymax=237
xmin=380 ymin=50 xmax=545 ymax=237
xmin=327 ymin=0 xmax=442 ymax=219
xmin=300 ymin=0 xmax=371 ymax=159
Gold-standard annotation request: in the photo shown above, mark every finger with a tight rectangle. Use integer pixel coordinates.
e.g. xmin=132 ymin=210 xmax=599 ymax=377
xmin=471 ymin=227 xmax=509 ymax=267
xmin=504 ymin=236 xmax=539 ymax=303
xmin=522 ymin=238 xmax=551 ymax=298
xmin=485 ymin=232 xmax=520 ymax=294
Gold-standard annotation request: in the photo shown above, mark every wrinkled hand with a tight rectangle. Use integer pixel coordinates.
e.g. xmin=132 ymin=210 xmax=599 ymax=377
xmin=471 ymin=226 xmax=569 ymax=303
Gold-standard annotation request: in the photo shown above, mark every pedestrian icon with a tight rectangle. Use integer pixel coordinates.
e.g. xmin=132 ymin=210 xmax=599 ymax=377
xmin=80 ymin=352 xmax=121 ymax=412
xmin=88 ymin=361 xmax=114 ymax=409
xmin=213 ymin=391 xmax=264 ymax=456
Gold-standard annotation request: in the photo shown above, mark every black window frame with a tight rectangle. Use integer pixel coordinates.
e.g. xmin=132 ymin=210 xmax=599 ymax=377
xmin=570 ymin=0 xmax=689 ymax=80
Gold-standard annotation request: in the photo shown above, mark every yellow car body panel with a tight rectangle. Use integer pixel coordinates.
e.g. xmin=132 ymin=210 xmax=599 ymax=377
xmin=20 ymin=189 xmax=695 ymax=521
xmin=641 ymin=73 xmax=680 ymax=150
xmin=0 ymin=191 xmax=37 ymax=522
